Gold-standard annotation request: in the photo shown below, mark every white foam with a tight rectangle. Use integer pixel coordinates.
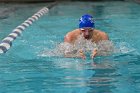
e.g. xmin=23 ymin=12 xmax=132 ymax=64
xmin=39 ymin=35 xmax=115 ymax=57
xmin=0 ymin=49 xmax=4 ymax=54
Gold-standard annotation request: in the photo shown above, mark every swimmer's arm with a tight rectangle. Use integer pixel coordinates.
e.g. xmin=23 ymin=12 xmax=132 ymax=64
xmin=91 ymin=48 xmax=98 ymax=59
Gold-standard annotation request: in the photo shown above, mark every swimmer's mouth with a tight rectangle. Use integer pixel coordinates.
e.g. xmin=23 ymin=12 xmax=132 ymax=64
xmin=84 ymin=36 xmax=90 ymax=39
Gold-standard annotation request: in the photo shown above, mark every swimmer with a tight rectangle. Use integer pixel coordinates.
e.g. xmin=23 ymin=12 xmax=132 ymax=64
xmin=64 ymin=14 xmax=109 ymax=59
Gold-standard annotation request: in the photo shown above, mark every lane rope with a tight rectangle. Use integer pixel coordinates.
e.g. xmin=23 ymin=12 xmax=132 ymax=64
xmin=0 ymin=7 xmax=49 ymax=54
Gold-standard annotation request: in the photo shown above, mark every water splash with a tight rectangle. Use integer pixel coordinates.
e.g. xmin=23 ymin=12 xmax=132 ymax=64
xmin=39 ymin=35 xmax=116 ymax=57
xmin=114 ymin=42 xmax=139 ymax=55
xmin=38 ymin=34 xmax=139 ymax=57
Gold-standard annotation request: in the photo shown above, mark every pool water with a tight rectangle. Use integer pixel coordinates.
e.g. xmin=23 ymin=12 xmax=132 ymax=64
xmin=0 ymin=1 xmax=140 ymax=93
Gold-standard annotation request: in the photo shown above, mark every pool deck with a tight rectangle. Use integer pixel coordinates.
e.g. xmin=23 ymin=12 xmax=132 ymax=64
xmin=0 ymin=0 xmax=55 ymax=3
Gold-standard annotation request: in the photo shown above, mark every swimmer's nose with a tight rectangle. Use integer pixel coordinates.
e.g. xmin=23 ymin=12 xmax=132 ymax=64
xmin=85 ymin=30 xmax=89 ymax=35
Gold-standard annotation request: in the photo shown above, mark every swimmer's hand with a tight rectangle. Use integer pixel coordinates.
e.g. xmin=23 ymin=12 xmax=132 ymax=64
xmin=91 ymin=48 xmax=98 ymax=59
xmin=78 ymin=49 xmax=86 ymax=60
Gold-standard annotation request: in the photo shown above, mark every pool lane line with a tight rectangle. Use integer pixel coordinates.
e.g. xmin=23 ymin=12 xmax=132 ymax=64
xmin=0 ymin=2 xmax=57 ymax=54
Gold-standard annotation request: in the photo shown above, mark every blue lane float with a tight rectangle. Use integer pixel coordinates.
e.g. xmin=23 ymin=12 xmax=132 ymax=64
xmin=0 ymin=7 xmax=49 ymax=54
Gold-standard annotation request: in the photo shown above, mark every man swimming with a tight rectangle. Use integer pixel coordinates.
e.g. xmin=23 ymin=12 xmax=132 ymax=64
xmin=64 ymin=14 xmax=109 ymax=59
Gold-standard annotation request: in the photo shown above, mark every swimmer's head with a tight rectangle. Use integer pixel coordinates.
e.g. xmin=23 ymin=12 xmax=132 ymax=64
xmin=79 ymin=14 xmax=95 ymax=39
xmin=79 ymin=14 xmax=95 ymax=29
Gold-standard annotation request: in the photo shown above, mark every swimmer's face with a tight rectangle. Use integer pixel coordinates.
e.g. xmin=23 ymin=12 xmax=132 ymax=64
xmin=80 ymin=27 xmax=94 ymax=39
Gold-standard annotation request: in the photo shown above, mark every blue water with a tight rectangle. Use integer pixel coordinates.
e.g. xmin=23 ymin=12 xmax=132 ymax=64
xmin=0 ymin=1 xmax=140 ymax=93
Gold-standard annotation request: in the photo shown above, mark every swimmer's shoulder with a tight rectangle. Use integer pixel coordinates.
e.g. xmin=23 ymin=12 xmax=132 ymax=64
xmin=94 ymin=29 xmax=109 ymax=40
xmin=64 ymin=29 xmax=81 ymax=43
xmin=65 ymin=29 xmax=81 ymax=38
xmin=66 ymin=29 xmax=80 ymax=36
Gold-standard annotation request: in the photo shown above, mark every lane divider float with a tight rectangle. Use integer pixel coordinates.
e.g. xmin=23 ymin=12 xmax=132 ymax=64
xmin=0 ymin=7 xmax=49 ymax=54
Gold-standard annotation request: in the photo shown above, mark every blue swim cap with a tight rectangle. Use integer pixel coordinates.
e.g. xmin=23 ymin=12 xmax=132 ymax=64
xmin=79 ymin=14 xmax=95 ymax=28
